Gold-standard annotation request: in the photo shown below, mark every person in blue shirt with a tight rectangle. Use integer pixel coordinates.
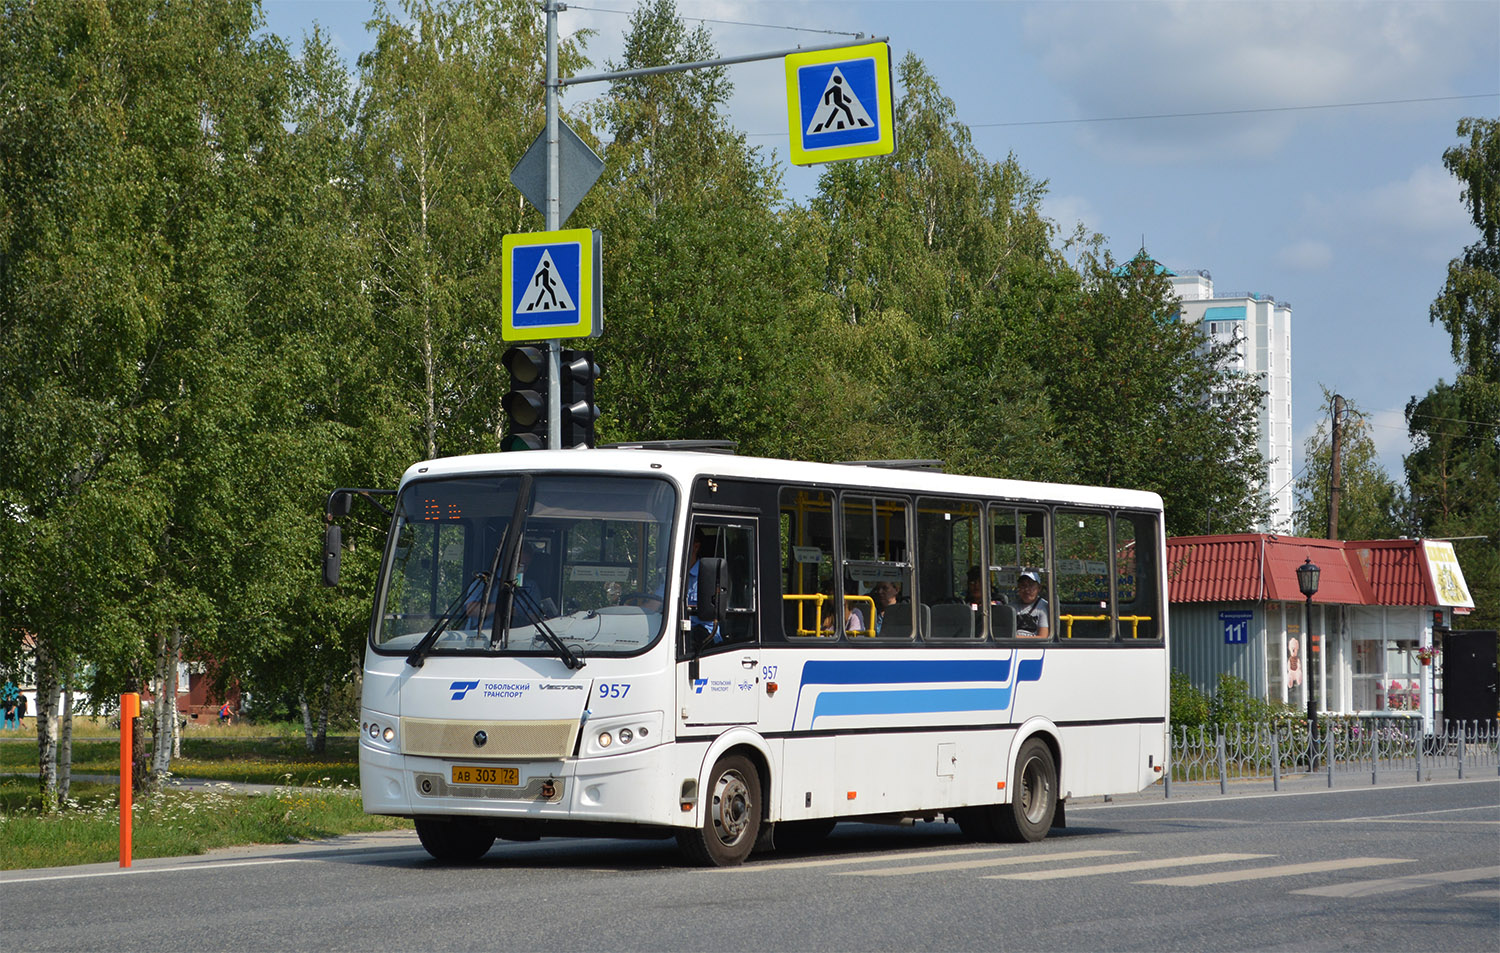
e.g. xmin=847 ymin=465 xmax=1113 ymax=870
xmin=685 ymin=530 xmax=721 ymax=645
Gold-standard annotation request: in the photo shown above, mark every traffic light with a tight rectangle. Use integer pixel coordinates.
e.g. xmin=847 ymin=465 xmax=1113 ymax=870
xmin=560 ymin=349 xmax=601 ymax=449
xmin=501 ymin=345 xmax=547 ymax=451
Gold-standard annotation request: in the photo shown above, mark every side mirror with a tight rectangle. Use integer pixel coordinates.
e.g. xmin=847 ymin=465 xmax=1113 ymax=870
xmin=322 ymin=524 xmax=342 ymax=587
xmin=696 ymin=557 xmax=727 ymax=624
xmin=326 ymin=490 xmax=353 ymax=518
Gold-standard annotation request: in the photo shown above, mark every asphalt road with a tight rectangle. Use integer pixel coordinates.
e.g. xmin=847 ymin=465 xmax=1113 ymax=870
xmin=3 ymin=777 xmax=1496 ymax=952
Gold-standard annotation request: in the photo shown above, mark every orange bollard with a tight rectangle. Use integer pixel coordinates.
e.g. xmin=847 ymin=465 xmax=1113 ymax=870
xmin=120 ymin=692 xmax=138 ymax=868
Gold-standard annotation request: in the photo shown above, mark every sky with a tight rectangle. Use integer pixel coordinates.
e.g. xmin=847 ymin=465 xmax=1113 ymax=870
xmin=259 ymin=0 xmax=1500 ymax=491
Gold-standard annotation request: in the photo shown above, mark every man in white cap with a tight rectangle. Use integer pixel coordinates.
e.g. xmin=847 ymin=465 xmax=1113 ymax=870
xmin=1014 ymin=570 xmax=1050 ymax=639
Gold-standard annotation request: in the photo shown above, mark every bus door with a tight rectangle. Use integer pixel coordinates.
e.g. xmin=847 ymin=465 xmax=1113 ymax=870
xmin=680 ymin=516 xmax=761 ymax=727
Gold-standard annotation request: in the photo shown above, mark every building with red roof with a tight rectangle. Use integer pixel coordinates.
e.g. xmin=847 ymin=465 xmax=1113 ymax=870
xmin=1166 ymin=534 xmax=1476 ymax=731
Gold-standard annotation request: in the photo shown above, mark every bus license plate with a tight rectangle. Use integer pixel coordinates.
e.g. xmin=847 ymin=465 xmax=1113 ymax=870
xmin=451 ymin=766 xmax=519 ymax=786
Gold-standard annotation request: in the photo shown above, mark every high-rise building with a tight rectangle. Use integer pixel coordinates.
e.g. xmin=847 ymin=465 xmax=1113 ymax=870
xmin=1168 ymin=270 xmax=1294 ymax=533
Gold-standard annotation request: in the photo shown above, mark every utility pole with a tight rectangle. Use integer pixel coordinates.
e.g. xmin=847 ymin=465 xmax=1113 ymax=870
xmin=1328 ymin=394 xmax=1344 ymax=539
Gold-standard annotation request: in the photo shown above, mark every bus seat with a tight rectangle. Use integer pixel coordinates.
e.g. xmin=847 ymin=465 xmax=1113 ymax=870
xmin=991 ymin=603 xmax=1017 ymax=639
xmin=929 ymin=602 xmax=974 ymax=639
xmin=918 ymin=603 xmax=932 ymax=639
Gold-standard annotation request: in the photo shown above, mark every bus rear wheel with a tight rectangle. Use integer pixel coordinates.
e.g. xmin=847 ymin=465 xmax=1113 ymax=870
xmin=415 ymin=817 xmax=497 ymax=863
xmin=677 ymin=754 xmax=761 ymax=867
xmin=996 ymin=737 xmax=1057 ymax=842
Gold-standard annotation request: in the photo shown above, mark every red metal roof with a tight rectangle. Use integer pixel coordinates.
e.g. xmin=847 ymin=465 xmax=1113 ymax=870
xmin=1346 ymin=540 xmax=1436 ymax=606
xmin=1166 ymin=534 xmax=1391 ymax=606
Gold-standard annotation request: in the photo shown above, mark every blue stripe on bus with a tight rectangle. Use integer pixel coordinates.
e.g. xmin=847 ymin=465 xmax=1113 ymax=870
xmin=791 ymin=656 xmax=1047 ymax=728
xmin=1017 ymin=657 xmax=1044 ymax=682
xmin=811 ymin=687 xmax=1014 ymax=724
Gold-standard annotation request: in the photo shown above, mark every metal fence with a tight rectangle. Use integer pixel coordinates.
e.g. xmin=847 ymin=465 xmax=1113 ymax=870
xmin=1164 ymin=719 xmax=1500 ymax=797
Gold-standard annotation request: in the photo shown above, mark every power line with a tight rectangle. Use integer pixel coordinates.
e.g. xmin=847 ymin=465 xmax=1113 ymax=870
xmin=567 ymin=3 xmax=864 ymax=37
xmin=969 ymin=93 xmax=1500 ymax=129
xmin=744 ymin=91 xmax=1500 ymax=138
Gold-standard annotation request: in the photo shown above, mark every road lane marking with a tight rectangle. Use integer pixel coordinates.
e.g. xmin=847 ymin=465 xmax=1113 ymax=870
xmin=1138 ymin=857 xmax=1412 ymax=886
xmin=0 ymin=858 xmax=299 ymax=885
xmin=1456 ymin=889 xmax=1500 ymax=899
xmin=1291 ymin=866 xmax=1500 ymax=897
xmin=1346 ymin=805 xmax=1500 ymax=820
xmin=984 ymin=853 xmax=1271 ymax=880
xmin=837 ymin=849 xmax=1133 ymax=876
xmin=733 ymin=846 xmax=1013 ymax=872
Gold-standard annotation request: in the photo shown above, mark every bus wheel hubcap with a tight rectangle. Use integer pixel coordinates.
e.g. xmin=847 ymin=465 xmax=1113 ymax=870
xmin=711 ymin=770 xmax=751 ymax=844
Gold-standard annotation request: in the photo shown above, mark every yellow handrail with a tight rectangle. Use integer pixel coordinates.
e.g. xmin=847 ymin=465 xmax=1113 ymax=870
xmin=780 ymin=593 xmax=880 ymax=637
xmin=1058 ymin=614 xmax=1154 ymax=638
xmin=845 ymin=594 xmax=876 ymax=637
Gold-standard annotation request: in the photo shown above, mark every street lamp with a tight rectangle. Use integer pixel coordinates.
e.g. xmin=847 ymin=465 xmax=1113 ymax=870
xmin=1296 ymin=558 xmax=1321 ymax=768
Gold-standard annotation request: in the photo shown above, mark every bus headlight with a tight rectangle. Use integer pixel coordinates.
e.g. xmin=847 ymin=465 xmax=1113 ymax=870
xmin=581 ymin=712 xmax=664 ymax=757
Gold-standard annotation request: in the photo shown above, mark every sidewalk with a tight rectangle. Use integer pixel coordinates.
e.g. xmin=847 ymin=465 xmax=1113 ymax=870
xmin=1070 ymin=762 xmax=1499 ymax=807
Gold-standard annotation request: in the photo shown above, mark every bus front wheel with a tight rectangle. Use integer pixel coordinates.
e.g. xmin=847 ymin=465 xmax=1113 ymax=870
xmin=415 ymin=817 xmax=497 ymax=863
xmin=677 ymin=754 xmax=761 ymax=867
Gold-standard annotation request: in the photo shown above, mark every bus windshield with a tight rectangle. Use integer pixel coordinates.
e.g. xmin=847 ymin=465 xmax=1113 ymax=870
xmin=373 ymin=473 xmax=676 ymax=658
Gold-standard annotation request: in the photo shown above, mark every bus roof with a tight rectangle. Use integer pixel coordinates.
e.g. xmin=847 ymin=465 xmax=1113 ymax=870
xmin=399 ymin=449 xmax=1165 ymax=513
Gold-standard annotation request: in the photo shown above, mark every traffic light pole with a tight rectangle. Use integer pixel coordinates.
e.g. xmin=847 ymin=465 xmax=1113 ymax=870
xmin=545 ymin=0 xmax=563 ymax=449
xmin=539 ymin=1 xmax=881 ymax=447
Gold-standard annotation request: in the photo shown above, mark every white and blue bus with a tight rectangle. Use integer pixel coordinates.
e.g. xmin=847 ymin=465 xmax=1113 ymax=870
xmin=332 ymin=445 xmax=1168 ymax=866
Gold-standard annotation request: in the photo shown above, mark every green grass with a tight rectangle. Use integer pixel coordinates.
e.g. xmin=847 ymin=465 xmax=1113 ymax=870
xmin=0 ymin=776 xmax=410 ymax=870
xmin=0 ymin=722 xmax=412 ymax=870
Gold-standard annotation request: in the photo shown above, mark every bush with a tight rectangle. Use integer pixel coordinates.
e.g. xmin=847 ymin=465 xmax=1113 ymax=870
xmin=1170 ymin=670 xmax=1211 ymax=728
xmin=1171 ymin=671 xmax=1301 ymax=731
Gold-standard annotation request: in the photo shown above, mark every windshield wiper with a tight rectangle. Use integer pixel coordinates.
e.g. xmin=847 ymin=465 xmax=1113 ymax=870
xmin=406 ymin=573 xmax=488 ymax=668
xmin=482 ymin=475 xmax=534 ymax=652
xmin=512 ymin=585 xmax=585 ymax=670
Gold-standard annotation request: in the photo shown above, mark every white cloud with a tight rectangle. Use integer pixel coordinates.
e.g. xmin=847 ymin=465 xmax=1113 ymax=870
xmin=1360 ymin=163 xmax=1472 ymax=234
xmin=1276 ymin=239 xmax=1334 ymax=272
xmin=1043 ymin=193 xmax=1098 ymax=236
xmin=1292 ymin=162 xmax=1475 ymax=262
xmin=1021 ymin=1 xmax=1497 ymax=161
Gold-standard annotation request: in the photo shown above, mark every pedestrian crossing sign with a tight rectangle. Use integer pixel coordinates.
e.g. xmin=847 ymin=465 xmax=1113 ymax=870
xmin=502 ymin=228 xmax=601 ymax=341
xmin=785 ymin=41 xmax=895 ymax=166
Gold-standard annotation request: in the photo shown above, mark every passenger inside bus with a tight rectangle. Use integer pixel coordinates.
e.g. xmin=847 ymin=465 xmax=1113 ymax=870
xmin=822 ymin=601 xmax=865 ymax=635
xmin=871 ymin=580 xmax=900 ymax=634
xmin=1014 ymin=570 xmax=1050 ymax=639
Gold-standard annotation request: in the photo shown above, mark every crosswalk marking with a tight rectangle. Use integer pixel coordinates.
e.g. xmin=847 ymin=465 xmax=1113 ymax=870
xmin=1138 ymin=857 xmax=1412 ymax=887
xmin=984 ymin=853 xmax=1271 ymax=881
xmin=734 ymin=845 xmax=1011 ymax=872
xmin=1291 ymin=865 xmax=1500 ymax=897
xmin=837 ymin=849 xmax=1133 ymax=877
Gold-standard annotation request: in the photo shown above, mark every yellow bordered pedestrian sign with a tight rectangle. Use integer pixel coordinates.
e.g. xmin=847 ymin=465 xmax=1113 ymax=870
xmin=785 ymin=41 xmax=895 ymax=166
xmin=502 ymin=228 xmax=601 ymax=341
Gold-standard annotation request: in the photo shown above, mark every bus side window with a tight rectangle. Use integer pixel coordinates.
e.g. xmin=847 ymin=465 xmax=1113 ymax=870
xmin=780 ymin=487 xmax=835 ymax=638
xmin=1055 ymin=508 xmax=1112 ymax=639
xmin=1115 ymin=512 xmax=1161 ymax=640
xmin=842 ymin=494 xmax=911 ymax=639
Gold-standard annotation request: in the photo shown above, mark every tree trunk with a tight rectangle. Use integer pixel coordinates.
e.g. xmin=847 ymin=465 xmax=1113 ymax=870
xmin=148 ymin=627 xmax=177 ymax=790
xmin=300 ymin=691 xmax=315 ymax=753
xmin=122 ymin=673 xmax=148 ymax=795
xmin=170 ymin=626 xmax=183 ymax=760
xmin=314 ymin=669 xmax=332 ymax=755
xmin=34 ymin=637 xmax=58 ymax=813
xmin=59 ymin=686 xmax=73 ymax=802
